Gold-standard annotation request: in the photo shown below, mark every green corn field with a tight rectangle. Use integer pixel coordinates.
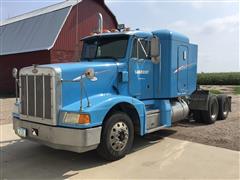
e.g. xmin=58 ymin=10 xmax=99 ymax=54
xmin=197 ymin=72 xmax=240 ymax=85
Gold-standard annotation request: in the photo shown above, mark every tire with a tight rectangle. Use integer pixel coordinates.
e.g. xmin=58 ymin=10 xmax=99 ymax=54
xmin=202 ymin=95 xmax=219 ymax=124
xmin=193 ymin=110 xmax=202 ymax=123
xmin=97 ymin=112 xmax=134 ymax=161
xmin=217 ymin=95 xmax=230 ymax=120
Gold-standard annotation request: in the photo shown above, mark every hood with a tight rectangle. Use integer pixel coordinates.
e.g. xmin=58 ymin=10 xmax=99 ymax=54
xmin=44 ymin=61 xmax=118 ymax=107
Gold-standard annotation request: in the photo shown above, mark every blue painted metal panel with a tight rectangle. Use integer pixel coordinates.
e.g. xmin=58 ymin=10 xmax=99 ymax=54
xmin=188 ymin=44 xmax=198 ymax=94
xmin=153 ymin=29 xmax=189 ymax=42
xmin=129 ymin=58 xmax=154 ymax=99
xmin=121 ymin=71 xmax=128 ymax=82
xmin=158 ymin=100 xmax=172 ymax=127
xmin=153 ymin=29 xmax=197 ymax=98
xmin=59 ymin=94 xmax=146 ymax=135
xmin=129 ymin=59 xmax=141 ymax=97
xmin=177 ymin=45 xmax=188 ymax=93
xmin=128 ymin=33 xmax=154 ymax=100
xmin=44 ymin=61 xmax=118 ymax=106
xmin=40 ymin=29 xmax=198 ymax=136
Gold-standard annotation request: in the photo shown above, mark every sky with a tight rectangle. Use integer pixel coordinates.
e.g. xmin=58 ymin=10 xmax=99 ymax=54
xmin=0 ymin=0 xmax=239 ymax=72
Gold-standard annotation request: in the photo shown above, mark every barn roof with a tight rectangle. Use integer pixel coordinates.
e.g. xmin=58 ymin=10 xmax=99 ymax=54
xmin=0 ymin=0 xmax=117 ymax=56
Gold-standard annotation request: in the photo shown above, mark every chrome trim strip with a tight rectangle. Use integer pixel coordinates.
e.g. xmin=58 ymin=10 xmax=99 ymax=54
xmin=19 ymin=76 xmax=22 ymax=114
xmin=19 ymin=66 xmax=62 ymax=126
xmin=21 ymin=115 xmax=52 ymax=123
xmin=50 ymin=76 xmax=53 ymax=119
xmin=34 ymin=76 xmax=37 ymax=116
xmin=43 ymin=74 xmax=45 ymax=119
xmin=146 ymin=125 xmax=166 ymax=134
xmin=26 ymin=75 xmax=29 ymax=116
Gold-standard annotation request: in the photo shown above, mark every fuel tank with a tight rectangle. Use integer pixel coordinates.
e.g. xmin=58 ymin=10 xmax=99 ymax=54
xmin=171 ymin=99 xmax=189 ymax=122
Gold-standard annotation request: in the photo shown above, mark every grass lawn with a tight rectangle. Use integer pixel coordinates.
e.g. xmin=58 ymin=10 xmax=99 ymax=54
xmin=233 ymin=86 xmax=240 ymax=95
xmin=209 ymin=89 xmax=222 ymax=94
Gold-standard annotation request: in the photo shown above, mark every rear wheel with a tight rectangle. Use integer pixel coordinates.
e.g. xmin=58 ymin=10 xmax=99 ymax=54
xmin=97 ymin=112 xmax=134 ymax=161
xmin=202 ymin=95 xmax=219 ymax=124
xmin=217 ymin=95 xmax=230 ymax=120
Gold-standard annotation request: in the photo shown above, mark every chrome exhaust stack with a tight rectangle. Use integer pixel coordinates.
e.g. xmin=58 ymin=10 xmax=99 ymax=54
xmin=98 ymin=13 xmax=103 ymax=33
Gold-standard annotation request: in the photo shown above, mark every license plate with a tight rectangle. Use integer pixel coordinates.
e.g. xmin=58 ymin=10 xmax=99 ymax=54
xmin=17 ymin=128 xmax=27 ymax=137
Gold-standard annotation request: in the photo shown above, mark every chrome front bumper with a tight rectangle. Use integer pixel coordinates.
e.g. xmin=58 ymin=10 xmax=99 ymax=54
xmin=13 ymin=118 xmax=102 ymax=153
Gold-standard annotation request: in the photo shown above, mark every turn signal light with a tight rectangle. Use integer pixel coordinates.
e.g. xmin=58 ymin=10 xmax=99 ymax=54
xmin=63 ymin=113 xmax=91 ymax=125
xmin=78 ymin=114 xmax=90 ymax=124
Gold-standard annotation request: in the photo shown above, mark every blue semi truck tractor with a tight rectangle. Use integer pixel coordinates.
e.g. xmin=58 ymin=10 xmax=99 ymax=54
xmin=12 ymin=28 xmax=231 ymax=161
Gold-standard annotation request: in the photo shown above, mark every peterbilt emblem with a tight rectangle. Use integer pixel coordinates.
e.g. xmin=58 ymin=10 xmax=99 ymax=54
xmin=32 ymin=64 xmax=38 ymax=74
xmin=32 ymin=68 xmax=38 ymax=74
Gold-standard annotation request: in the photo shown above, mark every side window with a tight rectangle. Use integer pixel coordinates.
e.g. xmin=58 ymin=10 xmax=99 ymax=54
xmin=131 ymin=38 xmax=150 ymax=59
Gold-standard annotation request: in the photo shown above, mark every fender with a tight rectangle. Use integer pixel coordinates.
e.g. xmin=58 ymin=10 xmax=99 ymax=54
xmin=60 ymin=93 xmax=146 ymax=135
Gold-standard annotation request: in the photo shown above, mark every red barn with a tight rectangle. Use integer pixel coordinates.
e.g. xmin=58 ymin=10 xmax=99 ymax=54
xmin=0 ymin=0 xmax=117 ymax=94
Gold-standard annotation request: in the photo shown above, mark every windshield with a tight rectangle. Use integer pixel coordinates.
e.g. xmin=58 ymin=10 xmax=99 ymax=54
xmin=81 ymin=35 xmax=129 ymax=60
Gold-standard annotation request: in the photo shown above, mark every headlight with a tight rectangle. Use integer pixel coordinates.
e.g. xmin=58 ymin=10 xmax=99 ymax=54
xmin=63 ymin=113 xmax=90 ymax=125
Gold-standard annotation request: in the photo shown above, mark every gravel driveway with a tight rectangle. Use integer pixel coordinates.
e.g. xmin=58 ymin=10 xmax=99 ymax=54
xmin=165 ymin=94 xmax=240 ymax=151
xmin=1 ymin=86 xmax=239 ymax=151
xmin=157 ymin=86 xmax=240 ymax=151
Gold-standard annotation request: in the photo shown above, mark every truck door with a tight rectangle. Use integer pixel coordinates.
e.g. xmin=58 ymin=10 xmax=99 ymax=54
xmin=129 ymin=38 xmax=153 ymax=99
xmin=177 ymin=46 xmax=188 ymax=93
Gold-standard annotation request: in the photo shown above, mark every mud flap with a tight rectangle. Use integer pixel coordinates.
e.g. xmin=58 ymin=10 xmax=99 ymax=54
xmin=189 ymin=89 xmax=210 ymax=111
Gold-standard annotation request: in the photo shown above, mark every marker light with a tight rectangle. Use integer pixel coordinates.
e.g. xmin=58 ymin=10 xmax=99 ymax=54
xmin=90 ymin=32 xmax=97 ymax=36
xmin=124 ymin=27 xmax=131 ymax=31
xmin=103 ymin=29 xmax=111 ymax=33
xmin=110 ymin=29 xmax=119 ymax=32
xmin=78 ymin=114 xmax=90 ymax=124
xmin=63 ymin=113 xmax=91 ymax=125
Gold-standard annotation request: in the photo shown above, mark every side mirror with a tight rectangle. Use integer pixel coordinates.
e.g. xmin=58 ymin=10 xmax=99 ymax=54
xmin=12 ymin=68 xmax=18 ymax=79
xmin=85 ymin=68 xmax=97 ymax=81
xmin=151 ymin=36 xmax=160 ymax=64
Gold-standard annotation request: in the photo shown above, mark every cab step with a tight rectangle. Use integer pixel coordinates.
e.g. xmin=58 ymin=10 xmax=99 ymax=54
xmin=146 ymin=109 xmax=160 ymax=115
xmin=146 ymin=125 xmax=167 ymax=134
xmin=146 ymin=109 xmax=163 ymax=133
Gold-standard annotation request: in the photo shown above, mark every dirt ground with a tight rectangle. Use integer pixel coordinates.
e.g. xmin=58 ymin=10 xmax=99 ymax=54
xmin=0 ymin=86 xmax=239 ymax=151
xmin=162 ymin=85 xmax=240 ymax=151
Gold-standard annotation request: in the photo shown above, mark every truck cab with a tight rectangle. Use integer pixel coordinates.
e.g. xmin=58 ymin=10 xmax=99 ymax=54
xmin=12 ymin=29 xmax=231 ymax=161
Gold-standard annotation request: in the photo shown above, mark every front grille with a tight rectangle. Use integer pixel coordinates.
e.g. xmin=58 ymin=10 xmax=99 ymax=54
xmin=20 ymin=75 xmax=52 ymax=120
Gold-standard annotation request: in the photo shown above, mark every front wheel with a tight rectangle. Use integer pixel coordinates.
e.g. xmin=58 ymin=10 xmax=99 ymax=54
xmin=97 ymin=112 xmax=134 ymax=161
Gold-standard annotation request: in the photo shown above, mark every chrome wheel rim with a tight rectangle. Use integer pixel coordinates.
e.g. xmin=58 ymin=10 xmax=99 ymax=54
xmin=223 ymin=101 xmax=228 ymax=116
xmin=211 ymin=102 xmax=218 ymax=119
xmin=110 ymin=121 xmax=129 ymax=151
